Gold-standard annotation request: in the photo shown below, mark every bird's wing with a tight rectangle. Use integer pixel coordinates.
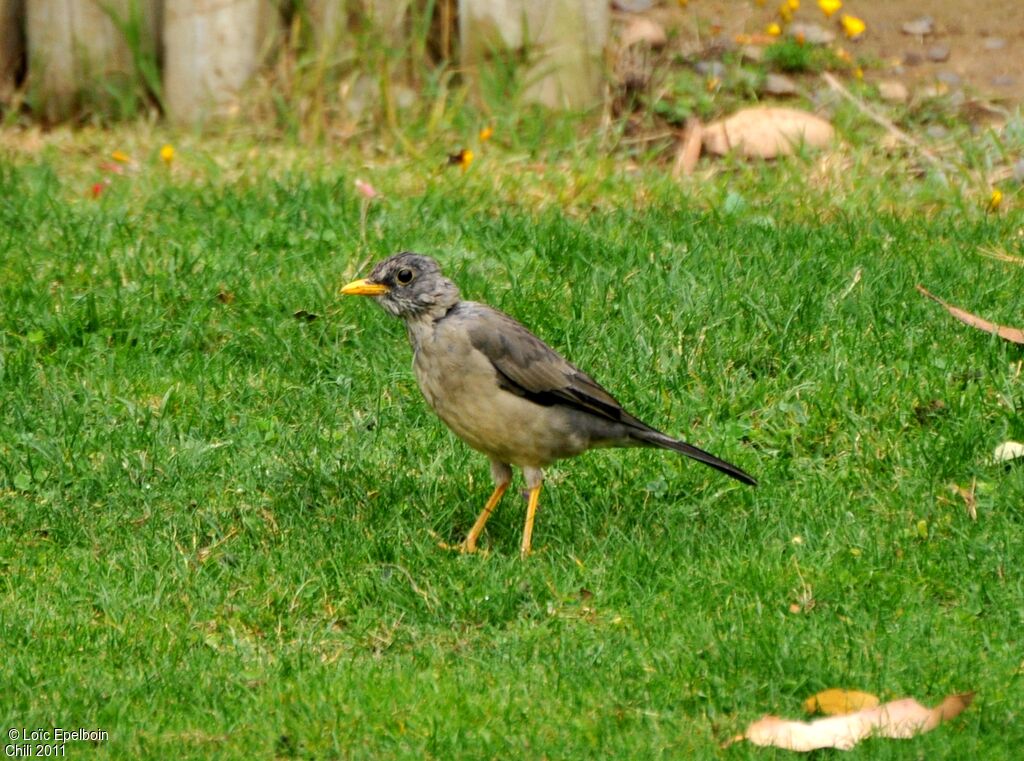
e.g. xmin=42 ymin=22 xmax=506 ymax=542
xmin=457 ymin=302 xmax=758 ymax=486
xmin=460 ymin=303 xmax=647 ymax=428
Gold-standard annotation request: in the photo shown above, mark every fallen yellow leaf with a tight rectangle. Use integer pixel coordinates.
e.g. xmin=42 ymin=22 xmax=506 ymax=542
xmin=803 ymin=688 xmax=879 ymax=715
xmin=737 ymin=693 xmax=973 ymax=751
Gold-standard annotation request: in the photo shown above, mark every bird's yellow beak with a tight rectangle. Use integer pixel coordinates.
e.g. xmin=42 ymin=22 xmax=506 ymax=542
xmin=340 ymin=278 xmax=390 ymax=296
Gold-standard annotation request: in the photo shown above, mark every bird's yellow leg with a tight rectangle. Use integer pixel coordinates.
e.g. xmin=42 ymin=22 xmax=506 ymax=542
xmin=520 ymin=485 xmax=542 ymax=558
xmin=461 ymin=482 xmax=508 ymax=553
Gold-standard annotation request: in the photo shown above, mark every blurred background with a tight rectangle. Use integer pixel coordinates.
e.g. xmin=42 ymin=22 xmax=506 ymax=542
xmin=0 ymin=0 xmax=1020 ymax=134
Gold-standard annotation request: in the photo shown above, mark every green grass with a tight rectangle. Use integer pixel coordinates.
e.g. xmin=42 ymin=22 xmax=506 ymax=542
xmin=1 ymin=136 xmax=1023 ymax=759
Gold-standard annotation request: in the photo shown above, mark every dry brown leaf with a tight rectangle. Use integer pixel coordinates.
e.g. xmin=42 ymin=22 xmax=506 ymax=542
xmin=703 ymin=107 xmax=834 ymax=159
xmin=949 ymin=480 xmax=977 ymax=521
xmin=672 ymin=118 xmax=703 ymax=178
xmin=738 ymin=693 xmax=973 ymax=752
xmin=916 ymin=285 xmax=1024 ymax=345
xmin=803 ymin=688 xmax=880 ymax=716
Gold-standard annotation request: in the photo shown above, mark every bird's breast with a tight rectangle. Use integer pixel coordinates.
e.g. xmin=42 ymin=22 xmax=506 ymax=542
xmin=411 ymin=325 xmax=589 ymax=467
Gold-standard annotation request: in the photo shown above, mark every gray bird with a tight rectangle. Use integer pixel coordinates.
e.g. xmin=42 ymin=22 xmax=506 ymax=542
xmin=341 ymin=252 xmax=756 ymax=557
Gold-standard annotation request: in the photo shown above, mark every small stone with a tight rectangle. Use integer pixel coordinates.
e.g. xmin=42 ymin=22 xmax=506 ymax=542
xmin=917 ymin=83 xmax=947 ymax=99
xmin=901 ymin=16 xmax=935 ymax=36
xmin=878 ymin=134 xmax=903 ymax=153
xmin=810 ymin=85 xmax=841 ymax=112
xmin=393 ymin=85 xmax=417 ymax=110
xmin=762 ymin=73 xmax=798 ymax=96
xmin=621 ymin=17 xmax=667 ymax=49
xmin=708 ymin=35 xmax=737 ymax=54
xmin=345 ymin=74 xmax=379 ymax=118
xmin=983 ymin=37 xmax=1007 ymax=50
xmin=961 ymin=99 xmax=1003 ymax=125
xmin=926 ymin=45 xmax=950 ymax=63
xmin=694 ymin=61 xmax=726 ymax=78
xmin=936 ymin=71 xmax=961 ymax=87
xmin=926 ymin=125 xmax=948 ymax=139
xmin=1012 ymin=159 xmax=1024 ymax=184
xmin=740 ymin=45 xmax=764 ymax=63
xmin=903 ymin=51 xmax=923 ymax=67
xmin=788 ymin=22 xmax=836 ymax=45
xmin=992 ymin=75 xmax=1018 ymax=88
xmin=877 ymin=80 xmax=909 ymax=103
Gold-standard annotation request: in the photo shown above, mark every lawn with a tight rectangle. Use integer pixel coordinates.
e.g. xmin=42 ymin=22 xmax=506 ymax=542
xmin=1 ymin=132 xmax=1023 ymax=759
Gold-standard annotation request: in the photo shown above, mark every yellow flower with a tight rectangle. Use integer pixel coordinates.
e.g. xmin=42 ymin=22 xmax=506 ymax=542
xmin=479 ymin=126 xmax=493 ymax=142
xmin=448 ymin=149 xmax=473 ymax=172
xmin=818 ymin=0 xmax=841 ymax=17
xmin=159 ymin=144 xmax=175 ymax=165
xmin=767 ymin=22 xmax=782 ymax=36
xmin=841 ymin=14 xmax=866 ymax=38
xmin=787 ymin=0 xmax=800 ymax=9
xmin=988 ymin=188 xmax=1003 ymax=213
xmin=111 ymin=150 xmax=131 ymax=163
xmin=778 ymin=3 xmax=793 ymax=22
xmin=854 ymin=66 xmax=863 ymax=80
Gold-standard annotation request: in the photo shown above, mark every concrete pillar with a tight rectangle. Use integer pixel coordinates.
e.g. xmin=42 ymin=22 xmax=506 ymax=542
xmin=459 ymin=0 xmax=608 ymax=109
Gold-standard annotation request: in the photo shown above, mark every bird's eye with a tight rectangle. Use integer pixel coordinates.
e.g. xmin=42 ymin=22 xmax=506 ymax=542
xmin=396 ymin=268 xmax=414 ymax=285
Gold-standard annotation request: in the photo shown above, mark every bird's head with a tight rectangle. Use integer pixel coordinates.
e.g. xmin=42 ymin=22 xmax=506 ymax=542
xmin=340 ymin=252 xmax=461 ymax=320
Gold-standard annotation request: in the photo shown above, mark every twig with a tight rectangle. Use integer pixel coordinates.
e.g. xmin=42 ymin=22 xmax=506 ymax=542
xmin=379 ymin=563 xmax=435 ymax=607
xmin=672 ymin=117 xmax=703 ymax=179
xmin=619 ymin=131 xmax=677 ymax=146
xmin=829 ymin=266 xmax=862 ymax=307
xmin=197 ymin=526 xmax=239 ymax=564
xmin=978 ymin=246 xmax=1024 ymax=266
xmin=821 ymin=72 xmax=942 ymax=168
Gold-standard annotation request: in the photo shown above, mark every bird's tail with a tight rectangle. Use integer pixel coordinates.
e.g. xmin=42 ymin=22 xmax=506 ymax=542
xmin=635 ymin=429 xmax=758 ymax=486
